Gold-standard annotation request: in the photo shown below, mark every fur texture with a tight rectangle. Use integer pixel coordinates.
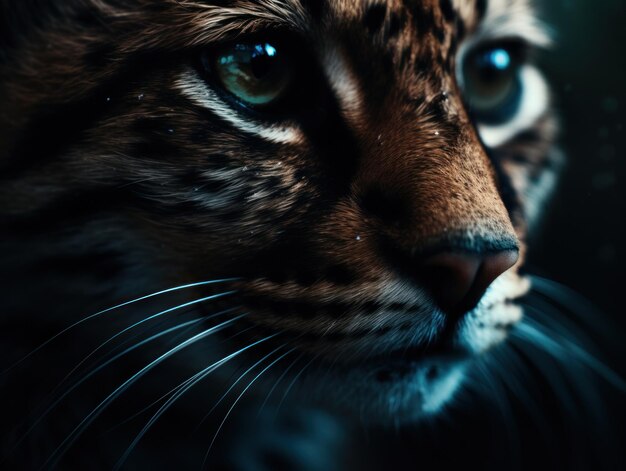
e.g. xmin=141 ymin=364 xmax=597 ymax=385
xmin=0 ymin=1 xmax=567 ymax=469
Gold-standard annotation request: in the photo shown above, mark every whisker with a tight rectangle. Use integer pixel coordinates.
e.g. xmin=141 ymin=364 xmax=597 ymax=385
xmin=6 ymin=316 xmax=210 ymax=456
xmin=515 ymin=314 xmax=620 ymax=427
xmin=523 ymin=291 xmax=611 ymax=361
xmin=114 ymin=336 xmax=283 ymax=471
xmin=41 ymin=314 xmax=245 ymax=470
xmin=54 ymin=295 xmax=237 ymax=393
xmin=474 ymin=351 xmax=522 ymax=465
xmin=515 ymin=311 xmax=626 ymax=392
xmin=491 ymin=343 xmax=552 ymax=439
xmin=2 ymin=278 xmax=237 ymax=375
xmin=202 ymin=347 xmax=296 ymax=467
xmin=256 ymin=351 xmax=306 ymax=420
xmin=509 ymin=318 xmax=609 ymax=466
xmin=274 ymin=353 xmax=320 ymax=419
xmin=529 ymin=275 xmax=613 ymax=337
xmin=102 ymin=324 xmax=262 ymax=436
xmin=194 ymin=344 xmax=288 ymax=432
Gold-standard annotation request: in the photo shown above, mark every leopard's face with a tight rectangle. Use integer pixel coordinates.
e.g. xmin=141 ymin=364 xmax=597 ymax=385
xmin=1 ymin=0 xmax=561 ymax=423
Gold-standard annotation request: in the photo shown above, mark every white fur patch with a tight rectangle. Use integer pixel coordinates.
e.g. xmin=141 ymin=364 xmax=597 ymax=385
xmin=321 ymin=43 xmax=364 ymax=125
xmin=175 ymin=69 xmax=304 ymax=145
xmin=471 ymin=0 xmax=552 ymax=48
xmin=457 ymin=271 xmax=529 ymax=354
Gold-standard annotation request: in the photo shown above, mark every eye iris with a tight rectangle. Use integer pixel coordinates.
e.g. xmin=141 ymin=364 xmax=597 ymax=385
xmin=464 ymin=46 xmax=522 ymax=124
xmin=215 ymin=42 xmax=292 ymax=106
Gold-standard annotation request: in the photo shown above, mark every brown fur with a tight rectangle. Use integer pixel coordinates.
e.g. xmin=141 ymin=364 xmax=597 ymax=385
xmin=0 ymin=1 xmax=560 ymax=465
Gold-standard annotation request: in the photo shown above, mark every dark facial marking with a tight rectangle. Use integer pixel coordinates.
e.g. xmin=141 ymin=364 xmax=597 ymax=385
xmin=364 ymin=4 xmax=387 ymax=33
xmin=413 ymin=4 xmax=436 ymax=38
xmin=454 ymin=17 xmax=466 ymax=40
xmin=300 ymin=0 xmax=326 ymax=20
xmin=439 ymin=0 xmax=457 ymax=23
xmin=434 ymin=25 xmax=446 ymax=43
xmin=387 ymin=12 xmax=406 ymax=39
xmin=475 ymin=0 xmax=488 ymax=21
xmin=360 ymin=184 xmax=414 ymax=229
xmin=400 ymin=46 xmax=412 ymax=67
xmin=414 ymin=55 xmax=430 ymax=76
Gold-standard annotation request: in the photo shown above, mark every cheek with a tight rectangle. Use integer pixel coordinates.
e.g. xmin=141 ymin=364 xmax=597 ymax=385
xmin=138 ymin=151 xmax=324 ymax=273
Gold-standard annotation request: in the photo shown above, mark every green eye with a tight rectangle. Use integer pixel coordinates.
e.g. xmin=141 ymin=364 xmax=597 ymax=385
xmin=463 ymin=46 xmax=523 ymax=124
xmin=213 ymin=42 xmax=293 ymax=107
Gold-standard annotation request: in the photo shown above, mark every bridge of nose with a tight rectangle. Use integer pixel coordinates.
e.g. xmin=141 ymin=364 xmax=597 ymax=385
xmin=345 ymin=93 xmax=520 ymax=316
xmin=353 ymin=100 xmax=517 ymax=247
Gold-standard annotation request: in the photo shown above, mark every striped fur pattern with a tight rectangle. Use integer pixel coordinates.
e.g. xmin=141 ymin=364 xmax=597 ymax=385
xmin=0 ymin=0 xmax=563 ymax=467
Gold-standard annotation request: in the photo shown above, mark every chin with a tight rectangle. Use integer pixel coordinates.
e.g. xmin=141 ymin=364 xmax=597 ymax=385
xmin=294 ymin=299 xmax=525 ymax=425
xmin=298 ymin=354 xmax=469 ymax=425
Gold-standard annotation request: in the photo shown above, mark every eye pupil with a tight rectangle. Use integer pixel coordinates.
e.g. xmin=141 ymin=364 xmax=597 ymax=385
xmin=211 ymin=41 xmax=293 ymax=107
xmin=463 ymin=45 xmax=523 ymax=124
xmin=474 ymin=49 xmax=512 ymax=83
xmin=249 ymin=44 xmax=276 ymax=79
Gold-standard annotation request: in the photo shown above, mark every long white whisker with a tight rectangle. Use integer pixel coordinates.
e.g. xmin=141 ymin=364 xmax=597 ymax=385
xmin=7 ymin=316 xmax=210 ymax=456
xmin=529 ymin=275 xmax=616 ymax=338
xmin=41 ymin=314 xmax=245 ymax=470
xmin=274 ymin=353 xmax=319 ymax=419
xmin=194 ymin=344 xmax=287 ymax=432
xmin=476 ymin=351 xmax=522 ymax=463
xmin=515 ymin=314 xmax=626 ymax=392
xmin=103 ymin=325 xmax=261 ymax=437
xmin=203 ymin=347 xmax=296 ymax=467
xmin=256 ymin=351 xmax=305 ymax=420
xmin=2 ymin=279 xmax=237 ymax=375
xmin=113 ymin=334 xmax=280 ymax=471
xmin=55 ymin=295 xmax=237 ymax=392
xmin=509 ymin=317 xmax=609 ymax=464
xmin=492 ymin=344 xmax=552 ymax=439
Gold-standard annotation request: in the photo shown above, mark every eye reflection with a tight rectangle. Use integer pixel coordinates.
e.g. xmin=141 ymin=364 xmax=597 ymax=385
xmin=463 ymin=45 xmax=524 ymax=125
xmin=212 ymin=42 xmax=293 ymax=107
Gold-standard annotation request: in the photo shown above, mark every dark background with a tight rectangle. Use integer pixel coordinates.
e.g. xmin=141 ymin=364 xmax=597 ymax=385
xmin=531 ymin=0 xmax=625 ymax=370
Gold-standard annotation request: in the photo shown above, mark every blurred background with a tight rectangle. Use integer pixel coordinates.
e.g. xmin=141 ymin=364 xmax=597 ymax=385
xmin=532 ymin=0 xmax=625 ymax=375
xmin=528 ymin=1 xmax=626 ymax=463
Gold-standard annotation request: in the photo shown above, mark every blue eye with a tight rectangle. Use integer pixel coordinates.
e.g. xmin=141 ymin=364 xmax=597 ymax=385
xmin=463 ymin=46 xmax=523 ymax=124
xmin=212 ymin=42 xmax=293 ymax=107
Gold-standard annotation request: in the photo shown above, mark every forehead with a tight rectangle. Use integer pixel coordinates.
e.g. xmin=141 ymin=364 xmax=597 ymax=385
xmin=323 ymin=0 xmax=483 ymax=28
xmin=161 ymin=0 xmax=543 ymax=58
xmin=63 ymin=0 xmax=543 ymax=69
xmin=166 ymin=0 xmax=491 ymax=71
xmin=200 ymin=0 xmax=486 ymax=39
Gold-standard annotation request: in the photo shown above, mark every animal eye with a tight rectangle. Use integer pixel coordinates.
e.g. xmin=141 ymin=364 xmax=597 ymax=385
xmin=209 ymin=42 xmax=294 ymax=107
xmin=462 ymin=45 xmax=524 ymax=125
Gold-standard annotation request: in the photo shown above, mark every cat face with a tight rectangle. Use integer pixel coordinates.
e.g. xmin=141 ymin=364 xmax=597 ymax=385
xmin=0 ymin=0 xmax=561 ymax=422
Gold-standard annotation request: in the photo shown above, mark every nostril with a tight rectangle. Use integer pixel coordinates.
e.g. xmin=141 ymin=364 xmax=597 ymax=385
xmin=421 ymin=253 xmax=482 ymax=314
xmin=420 ymin=250 xmax=519 ymax=317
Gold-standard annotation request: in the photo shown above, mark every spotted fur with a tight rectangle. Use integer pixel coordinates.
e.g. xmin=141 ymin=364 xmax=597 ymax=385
xmin=0 ymin=1 xmax=563 ymax=468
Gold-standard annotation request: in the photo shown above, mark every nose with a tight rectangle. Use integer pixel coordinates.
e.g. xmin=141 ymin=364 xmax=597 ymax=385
xmin=420 ymin=250 xmax=519 ymax=316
